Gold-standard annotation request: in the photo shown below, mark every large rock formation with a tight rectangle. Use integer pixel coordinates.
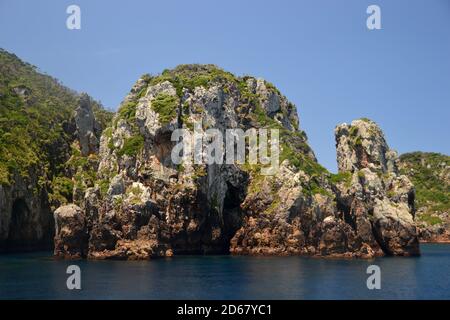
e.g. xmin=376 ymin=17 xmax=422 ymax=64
xmin=52 ymin=65 xmax=421 ymax=259
xmin=334 ymin=119 xmax=420 ymax=256
xmin=230 ymin=119 xmax=420 ymax=257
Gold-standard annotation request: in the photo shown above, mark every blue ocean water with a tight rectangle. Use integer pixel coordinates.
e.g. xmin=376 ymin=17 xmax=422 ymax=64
xmin=0 ymin=244 xmax=449 ymax=300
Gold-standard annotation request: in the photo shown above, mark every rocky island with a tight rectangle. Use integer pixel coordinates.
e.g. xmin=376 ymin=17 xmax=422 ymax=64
xmin=53 ymin=64 xmax=421 ymax=260
xmin=1 ymin=49 xmax=448 ymax=260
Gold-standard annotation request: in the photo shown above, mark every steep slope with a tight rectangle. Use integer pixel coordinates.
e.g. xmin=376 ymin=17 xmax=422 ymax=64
xmin=0 ymin=49 xmax=112 ymax=251
xmin=399 ymin=152 xmax=450 ymax=242
xmin=53 ymin=64 xmax=420 ymax=259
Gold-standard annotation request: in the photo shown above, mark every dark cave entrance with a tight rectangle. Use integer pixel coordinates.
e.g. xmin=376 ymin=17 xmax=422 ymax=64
xmin=337 ymin=200 xmax=356 ymax=232
xmin=221 ymin=182 xmax=245 ymax=251
xmin=6 ymin=198 xmax=31 ymax=249
xmin=408 ymin=191 xmax=415 ymax=218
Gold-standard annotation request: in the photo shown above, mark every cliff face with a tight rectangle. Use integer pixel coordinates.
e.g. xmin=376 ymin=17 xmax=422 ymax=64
xmin=0 ymin=49 xmax=111 ymax=252
xmin=399 ymin=152 xmax=450 ymax=242
xmin=53 ymin=65 xmax=420 ymax=259
xmin=0 ymin=173 xmax=54 ymax=251
xmin=334 ymin=119 xmax=419 ymax=256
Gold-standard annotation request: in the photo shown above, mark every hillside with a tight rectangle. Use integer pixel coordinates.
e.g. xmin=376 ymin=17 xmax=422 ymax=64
xmin=0 ymin=49 xmax=112 ymax=250
xmin=399 ymin=152 xmax=450 ymax=241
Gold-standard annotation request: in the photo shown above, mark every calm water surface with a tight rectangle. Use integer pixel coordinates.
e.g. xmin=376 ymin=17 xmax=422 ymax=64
xmin=0 ymin=244 xmax=449 ymax=299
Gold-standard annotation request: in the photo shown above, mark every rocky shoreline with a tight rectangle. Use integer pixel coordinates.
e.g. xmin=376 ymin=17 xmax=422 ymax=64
xmin=418 ymin=230 xmax=450 ymax=244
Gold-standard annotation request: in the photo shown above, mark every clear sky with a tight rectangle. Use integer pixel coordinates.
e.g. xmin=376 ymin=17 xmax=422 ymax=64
xmin=1 ymin=0 xmax=449 ymax=172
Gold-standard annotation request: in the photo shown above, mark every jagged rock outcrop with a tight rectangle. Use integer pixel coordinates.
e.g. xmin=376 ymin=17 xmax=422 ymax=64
xmin=52 ymin=65 xmax=421 ymax=259
xmin=334 ymin=119 xmax=420 ymax=256
xmin=74 ymin=93 xmax=101 ymax=156
xmin=54 ymin=204 xmax=88 ymax=258
xmin=336 ymin=118 xmax=399 ymax=174
xmin=230 ymin=118 xmax=421 ymax=257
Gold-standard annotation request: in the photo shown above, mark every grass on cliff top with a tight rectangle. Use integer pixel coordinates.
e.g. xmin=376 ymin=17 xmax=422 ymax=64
xmin=149 ymin=64 xmax=238 ymax=97
xmin=399 ymin=152 xmax=449 ymax=215
xmin=114 ymin=73 xmax=154 ymax=128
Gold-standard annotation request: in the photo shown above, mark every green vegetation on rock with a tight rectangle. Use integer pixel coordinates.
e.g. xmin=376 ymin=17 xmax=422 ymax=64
xmin=399 ymin=152 xmax=449 ymax=216
xmin=48 ymin=176 xmax=74 ymax=206
xmin=0 ymin=48 xmax=112 ymax=213
xmin=151 ymin=93 xmax=179 ymax=125
xmin=117 ymin=100 xmax=137 ymax=123
xmin=117 ymin=135 xmax=144 ymax=157
xmin=149 ymin=64 xmax=238 ymax=97
xmin=0 ymin=50 xmax=74 ymax=185
xmin=418 ymin=213 xmax=443 ymax=226
xmin=0 ymin=49 xmax=111 ymax=192
xmin=330 ymin=171 xmax=352 ymax=187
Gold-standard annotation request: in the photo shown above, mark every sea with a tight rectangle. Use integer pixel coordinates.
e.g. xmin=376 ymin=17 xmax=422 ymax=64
xmin=0 ymin=244 xmax=449 ymax=300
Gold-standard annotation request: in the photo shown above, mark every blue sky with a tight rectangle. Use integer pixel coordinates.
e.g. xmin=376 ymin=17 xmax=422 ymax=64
xmin=1 ymin=0 xmax=449 ymax=172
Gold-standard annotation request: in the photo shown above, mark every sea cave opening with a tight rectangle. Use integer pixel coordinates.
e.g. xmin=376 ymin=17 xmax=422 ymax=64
xmin=6 ymin=198 xmax=31 ymax=249
xmin=221 ymin=182 xmax=245 ymax=252
xmin=337 ymin=200 xmax=356 ymax=231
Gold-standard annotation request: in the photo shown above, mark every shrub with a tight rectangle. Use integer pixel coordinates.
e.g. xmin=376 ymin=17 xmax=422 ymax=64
xmin=117 ymin=101 xmax=137 ymax=122
xmin=49 ymin=176 xmax=74 ymax=204
xmin=399 ymin=152 xmax=449 ymax=215
xmin=117 ymin=135 xmax=144 ymax=157
xmin=330 ymin=172 xmax=352 ymax=186
xmin=151 ymin=93 xmax=179 ymax=125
